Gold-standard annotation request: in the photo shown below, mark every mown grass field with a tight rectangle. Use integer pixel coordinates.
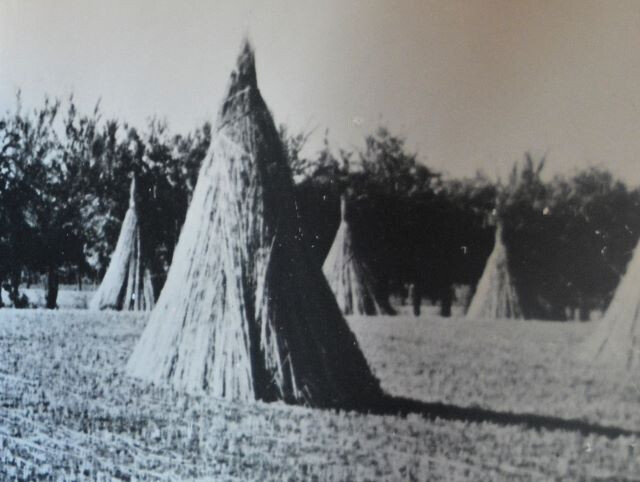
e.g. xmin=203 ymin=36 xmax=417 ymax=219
xmin=1 ymin=306 xmax=639 ymax=480
xmin=1 ymin=287 xmax=94 ymax=310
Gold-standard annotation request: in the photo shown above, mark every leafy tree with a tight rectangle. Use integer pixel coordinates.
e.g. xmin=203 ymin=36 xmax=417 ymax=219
xmin=136 ymin=118 xmax=211 ymax=290
xmin=546 ymin=168 xmax=640 ymax=318
xmin=442 ymin=173 xmax=498 ymax=303
xmin=30 ymin=97 xmax=103 ymax=307
xmin=292 ymin=134 xmax=349 ymax=266
xmin=278 ymin=124 xmax=315 ymax=182
xmin=496 ymin=154 xmax=558 ymax=318
xmin=77 ymin=116 xmax=210 ymax=296
xmin=0 ymin=93 xmax=210 ymax=308
xmin=3 ymin=91 xmax=640 ymax=321
xmin=495 ymin=156 xmax=640 ymax=320
xmin=0 ymin=94 xmax=60 ymax=307
xmin=296 ymin=127 xmax=441 ymax=314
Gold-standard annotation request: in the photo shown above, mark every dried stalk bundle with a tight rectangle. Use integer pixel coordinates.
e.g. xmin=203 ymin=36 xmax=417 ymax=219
xmin=126 ymin=42 xmax=382 ymax=409
xmin=582 ymin=238 xmax=640 ymax=369
xmin=89 ymin=178 xmax=154 ymax=311
xmin=323 ymin=196 xmax=391 ymax=316
xmin=466 ymin=224 xmax=522 ymax=320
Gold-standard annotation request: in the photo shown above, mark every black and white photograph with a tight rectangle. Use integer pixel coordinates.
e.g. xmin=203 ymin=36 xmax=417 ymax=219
xmin=1 ymin=0 xmax=640 ymax=479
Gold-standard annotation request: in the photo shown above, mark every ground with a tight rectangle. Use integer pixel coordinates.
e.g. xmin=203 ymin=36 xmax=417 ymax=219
xmin=0 ymin=302 xmax=639 ymax=480
xmin=1 ymin=286 xmax=94 ymax=310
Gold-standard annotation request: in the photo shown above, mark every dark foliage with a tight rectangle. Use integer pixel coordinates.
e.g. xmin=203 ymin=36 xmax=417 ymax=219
xmin=1 ymin=93 xmax=638 ymax=319
xmin=288 ymin=131 xmax=640 ymax=320
xmin=0 ymin=95 xmax=210 ymax=307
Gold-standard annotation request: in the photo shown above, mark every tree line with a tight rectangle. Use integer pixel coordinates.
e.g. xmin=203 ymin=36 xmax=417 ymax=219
xmin=0 ymin=95 xmax=209 ymax=308
xmin=1 ymin=95 xmax=639 ymax=318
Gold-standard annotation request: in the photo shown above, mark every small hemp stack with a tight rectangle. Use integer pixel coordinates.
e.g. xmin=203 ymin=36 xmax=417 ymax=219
xmin=89 ymin=178 xmax=154 ymax=311
xmin=466 ymin=223 xmax=523 ymax=320
xmin=323 ymin=196 xmax=392 ymax=316
xmin=126 ymin=41 xmax=382 ymax=409
xmin=581 ymin=237 xmax=640 ymax=370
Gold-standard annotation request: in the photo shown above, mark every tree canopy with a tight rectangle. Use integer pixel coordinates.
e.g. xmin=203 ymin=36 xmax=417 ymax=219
xmin=0 ymin=95 xmax=210 ymax=307
xmin=1 ymin=93 xmax=638 ymax=319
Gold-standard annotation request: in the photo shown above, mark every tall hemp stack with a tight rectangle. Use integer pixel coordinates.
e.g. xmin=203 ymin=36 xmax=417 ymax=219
xmin=89 ymin=177 xmax=155 ymax=311
xmin=126 ymin=42 xmax=382 ymax=409
xmin=323 ymin=195 xmax=392 ymax=316
xmin=466 ymin=222 xmax=523 ymax=320
xmin=582 ymin=235 xmax=640 ymax=370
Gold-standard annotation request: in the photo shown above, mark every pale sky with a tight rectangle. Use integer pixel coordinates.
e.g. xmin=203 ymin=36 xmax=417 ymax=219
xmin=2 ymin=0 xmax=640 ymax=184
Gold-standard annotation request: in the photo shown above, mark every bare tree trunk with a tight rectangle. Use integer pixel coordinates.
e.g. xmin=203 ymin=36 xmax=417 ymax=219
xmin=377 ymin=279 xmax=397 ymax=315
xmin=578 ymin=302 xmax=589 ymax=322
xmin=9 ymin=269 xmax=20 ymax=307
xmin=411 ymin=283 xmax=421 ymax=316
xmin=440 ymin=285 xmax=453 ymax=317
xmin=46 ymin=265 xmax=59 ymax=309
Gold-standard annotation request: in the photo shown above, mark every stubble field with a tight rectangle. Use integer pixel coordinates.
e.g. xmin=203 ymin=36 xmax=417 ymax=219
xmin=1 ymin=307 xmax=639 ymax=480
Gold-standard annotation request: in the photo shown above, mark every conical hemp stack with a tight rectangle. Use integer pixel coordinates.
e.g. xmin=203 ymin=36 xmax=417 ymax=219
xmin=126 ymin=42 xmax=382 ymax=409
xmin=466 ymin=224 xmax=522 ymax=320
xmin=90 ymin=178 xmax=154 ymax=311
xmin=581 ymin=235 xmax=640 ymax=370
xmin=323 ymin=196 xmax=391 ymax=316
